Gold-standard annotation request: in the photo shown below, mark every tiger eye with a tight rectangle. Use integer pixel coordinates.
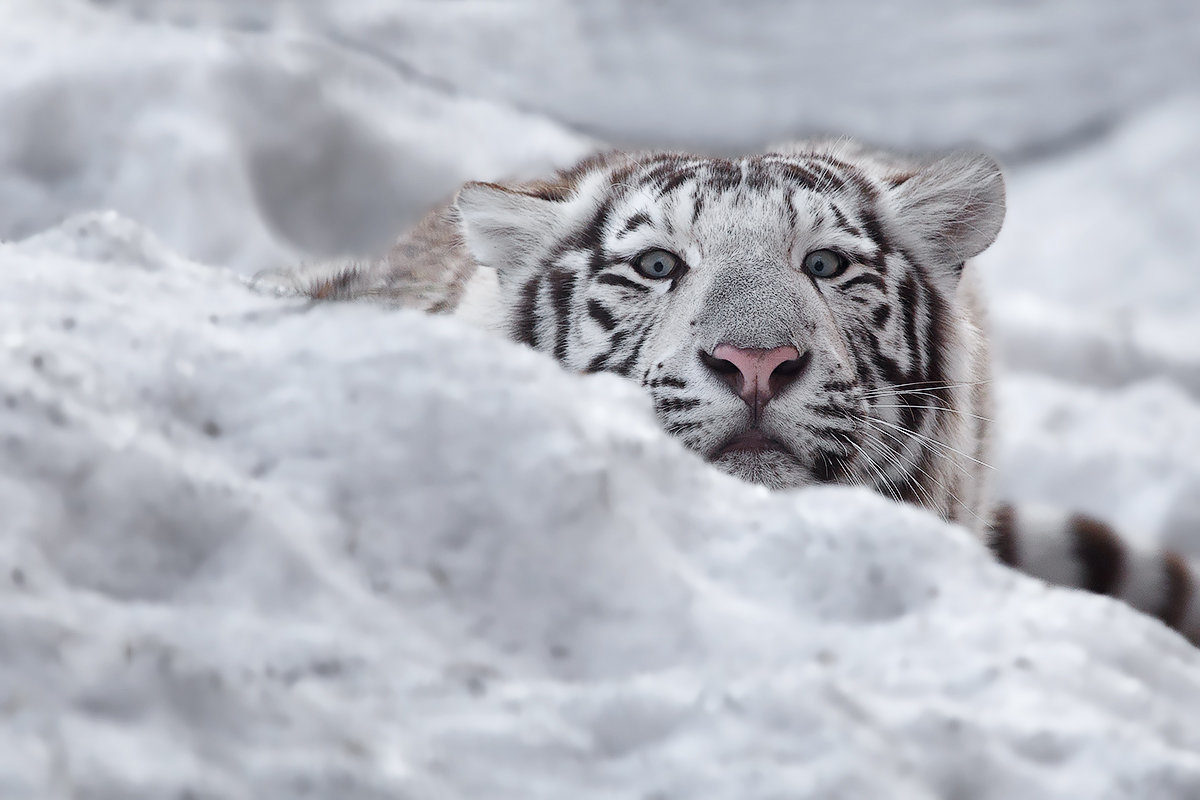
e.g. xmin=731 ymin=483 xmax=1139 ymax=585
xmin=635 ymin=249 xmax=681 ymax=280
xmin=802 ymin=249 xmax=845 ymax=278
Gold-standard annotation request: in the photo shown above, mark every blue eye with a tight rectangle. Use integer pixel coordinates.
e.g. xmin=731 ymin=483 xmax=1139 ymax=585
xmin=802 ymin=249 xmax=846 ymax=278
xmin=635 ymin=249 xmax=682 ymax=279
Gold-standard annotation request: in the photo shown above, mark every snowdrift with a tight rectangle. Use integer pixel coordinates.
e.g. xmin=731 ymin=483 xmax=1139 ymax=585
xmin=6 ymin=0 xmax=1200 ymax=797
xmin=4 ymin=213 xmax=1200 ymax=799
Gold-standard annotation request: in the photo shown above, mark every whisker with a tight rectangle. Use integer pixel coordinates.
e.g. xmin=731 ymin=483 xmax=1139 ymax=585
xmin=860 ymin=419 xmax=985 ymax=490
xmin=855 ymin=436 xmax=910 ymax=505
xmin=857 ymin=432 xmax=942 ymax=511
xmin=862 ymin=425 xmax=986 ymax=527
xmin=864 ymin=388 xmax=962 ymax=407
xmin=854 ymin=450 xmax=902 ymax=501
xmin=844 ymin=432 xmax=899 ymax=502
xmin=860 ymin=378 xmax=994 ymax=396
xmin=866 ymin=417 xmax=994 ymax=471
xmin=870 ymin=403 xmax=994 ymax=424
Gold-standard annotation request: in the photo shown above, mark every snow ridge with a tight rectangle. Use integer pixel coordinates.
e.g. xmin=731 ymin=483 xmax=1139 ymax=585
xmin=3 ymin=212 xmax=1200 ymax=799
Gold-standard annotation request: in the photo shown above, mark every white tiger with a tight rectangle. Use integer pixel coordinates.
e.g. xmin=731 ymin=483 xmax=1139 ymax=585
xmin=291 ymin=139 xmax=1200 ymax=642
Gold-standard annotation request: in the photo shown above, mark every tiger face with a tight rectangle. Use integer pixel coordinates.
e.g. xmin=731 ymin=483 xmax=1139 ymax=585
xmin=455 ymin=143 xmax=1005 ymax=497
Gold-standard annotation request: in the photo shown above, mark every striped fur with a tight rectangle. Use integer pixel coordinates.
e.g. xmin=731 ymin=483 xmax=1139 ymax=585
xmin=298 ymin=140 xmax=1200 ymax=643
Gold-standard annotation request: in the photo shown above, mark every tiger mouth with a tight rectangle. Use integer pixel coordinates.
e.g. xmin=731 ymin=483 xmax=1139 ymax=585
xmin=711 ymin=429 xmax=792 ymax=460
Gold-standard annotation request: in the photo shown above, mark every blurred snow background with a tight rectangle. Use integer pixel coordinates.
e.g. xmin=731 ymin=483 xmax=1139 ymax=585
xmin=4 ymin=1 xmax=1200 ymax=797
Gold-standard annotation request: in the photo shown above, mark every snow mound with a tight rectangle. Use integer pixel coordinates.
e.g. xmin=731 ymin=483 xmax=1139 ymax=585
xmin=4 ymin=213 xmax=1200 ymax=798
xmin=0 ymin=0 xmax=593 ymax=272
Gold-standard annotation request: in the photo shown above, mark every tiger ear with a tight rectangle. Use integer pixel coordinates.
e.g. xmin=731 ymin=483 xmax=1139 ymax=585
xmin=454 ymin=182 xmax=563 ymax=274
xmin=890 ymin=151 xmax=1006 ymax=265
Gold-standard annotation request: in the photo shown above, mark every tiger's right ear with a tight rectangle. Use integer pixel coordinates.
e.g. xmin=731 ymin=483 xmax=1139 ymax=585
xmin=454 ymin=182 xmax=564 ymax=274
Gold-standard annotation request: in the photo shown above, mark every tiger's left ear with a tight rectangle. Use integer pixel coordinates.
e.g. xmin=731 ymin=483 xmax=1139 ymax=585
xmin=889 ymin=151 xmax=1006 ymax=265
xmin=454 ymin=182 xmax=564 ymax=277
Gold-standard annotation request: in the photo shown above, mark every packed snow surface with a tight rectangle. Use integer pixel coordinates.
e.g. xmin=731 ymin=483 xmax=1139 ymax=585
xmin=7 ymin=212 xmax=1200 ymax=799
xmin=5 ymin=1 xmax=1200 ymax=798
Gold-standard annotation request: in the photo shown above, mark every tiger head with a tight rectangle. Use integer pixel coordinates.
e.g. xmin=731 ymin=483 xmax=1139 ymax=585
xmin=454 ymin=141 xmax=1005 ymax=496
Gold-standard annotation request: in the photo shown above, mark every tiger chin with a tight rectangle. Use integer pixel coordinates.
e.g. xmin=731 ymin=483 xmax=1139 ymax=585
xmin=295 ymin=139 xmax=1200 ymax=644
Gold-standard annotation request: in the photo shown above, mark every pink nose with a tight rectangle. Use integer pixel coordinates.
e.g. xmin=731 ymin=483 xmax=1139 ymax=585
xmin=706 ymin=343 xmax=809 ymax=413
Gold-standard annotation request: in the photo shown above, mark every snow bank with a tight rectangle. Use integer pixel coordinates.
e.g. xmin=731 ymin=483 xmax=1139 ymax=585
xmin=7 ymin=1 xmax=1200 ymax=796
xmin=4 ymin=213 xmax=1200 ymax=798
xmin=0 ymin=0 xmax=593 ymax=271
xmin=85 ymin=0 xmax=1200 ymax=157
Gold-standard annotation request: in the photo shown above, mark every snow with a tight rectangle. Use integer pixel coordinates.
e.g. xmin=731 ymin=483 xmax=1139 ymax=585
xmin=8 ymin=214 xmax=1200 ymax=798
xmin=0 ymin=0 xmax=594 ymax=270
xmin=5 ymin=1 xmax=1200 ymax=798
xmin=74 ymin=0 xmax=1200 ymax=156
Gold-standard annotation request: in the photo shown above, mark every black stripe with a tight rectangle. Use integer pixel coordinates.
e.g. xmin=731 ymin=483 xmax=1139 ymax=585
xmin=812 ymin=449 xmax=852 ymax=483
xmin=871 ymin=305 xmax=891 ymax=327
xmin=899 ymin=272 xmax=921 ymax=371
xmin=1068 ymin=514 xmax=1125 ymax=595
xmin=897 ymin=273 xmax=924 ymax=434
xmin=618 ymin=212 xmax=652 ymax=237
xmin=878 ymin=441 xmax=936 ymax=509
xmin=612 ymin=324 xmax=654 ymax=377
xmin=743 ymin=160 xmax=772 ymax=191
xmin=798 ymin=158 xmax=848 ymax=193
xmin=828 ymin=202 xmax=863 ymax=237
xmin=426 ymin=296 xmax=454 ymax=314
xmin=801 ymin=423 xmax=857 ymax=442
xmin=810 ymin=403 xmax=852 ymax=419
xmin=640 ymin=159 xmax=687 ymax=189
xmin=584 ymin=199 xmax=613 ymax=275
xmin=916 ymin=264 xmax=952 ymax=420
xmin=583 ymin=329 xmax=631 ymax=373
xmin=1159 ymin=552 xmax=1193 ymax=629
xmin=548 ymin=269 xmax=575 ymax=362
xmin=656 ymin=168 xmax=698 ymax=198
xmin=705 ymin=160 xmax=742 ymax=192
xmin=878 ymin=474 xmax=920 ymax=506
xmin=809 ymin=156 xmax=879 ymax=204
xmin=543 ymin=198 xmax=613 ymax=278
xmin=863 ymin=329 xmax=904 ymax=385
xmin=586 ymin=299 xmax=617 ymax=331
xmin=847 ymin=336 xmax=877 ymax=388
xmin=775 ymin=162 xmax=821 ymax=190
xmin=845 ymin=168 xmax=880 ymax=202
xmin=596 ymin=273 xmax=650 ymax=293
xmin=988 ymin=503 xmax=1018 ymax=566
xmin=511 ymin=276 xmax=541 ymax=347
xmin=654 ymin=397 xmax=702 ymax=413
xmin=862 ymin=327 xmax=921 ymax=434
xmin=856 ymin=202 xmax=892 ymax=263
xmin=784 ymin=194 xmax=799 ymax=229
xmin=836 ymin=273 xmax=887 ymax=293
xmin=651 ymin=376 xmax=688 ymax=389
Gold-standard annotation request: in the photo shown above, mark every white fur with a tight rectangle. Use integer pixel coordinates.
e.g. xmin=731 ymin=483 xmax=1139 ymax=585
xmin=453 ymin=266 xmax=505 ymax=333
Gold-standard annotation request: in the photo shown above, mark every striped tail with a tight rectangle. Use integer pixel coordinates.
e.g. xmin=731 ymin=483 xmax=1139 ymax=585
xmin=988 ymin=503 xmax=1200 ymax=644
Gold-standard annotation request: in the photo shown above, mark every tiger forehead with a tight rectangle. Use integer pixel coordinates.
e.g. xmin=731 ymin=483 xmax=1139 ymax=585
xmin=600 ymin=156 xmax=875 ymax=246
xmin=613 ymin=152 xmax=882 ymax=199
